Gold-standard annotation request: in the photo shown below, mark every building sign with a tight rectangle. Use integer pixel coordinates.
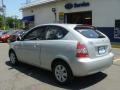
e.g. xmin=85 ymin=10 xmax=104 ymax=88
xmin=65 ymin=2 xmax=90 ymax=10
xmin=114 ymin=20 xmax=120 ymax=39
xmin=59 ymin=12 xmax=64 ymax=23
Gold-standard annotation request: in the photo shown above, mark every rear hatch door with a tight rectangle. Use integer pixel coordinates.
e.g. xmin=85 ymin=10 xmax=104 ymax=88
xmin=74 ymin=25 xmax=111 ymax=58
xmin=86 ymin=38 xmax=111 ymax=58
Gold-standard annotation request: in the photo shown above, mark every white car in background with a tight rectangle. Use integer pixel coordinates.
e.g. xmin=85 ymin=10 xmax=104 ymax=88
xmin=9 ymin=24 xmax=114 ymax=84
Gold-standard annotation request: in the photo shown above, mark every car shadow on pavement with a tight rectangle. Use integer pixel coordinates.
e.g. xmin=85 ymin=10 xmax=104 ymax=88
xmin=6 ymin=61 xmax=107 ymax=90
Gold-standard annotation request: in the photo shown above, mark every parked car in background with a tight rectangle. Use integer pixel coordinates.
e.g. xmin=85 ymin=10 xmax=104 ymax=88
xmin=9 ymin=24 xmax=114 ymax=84
xmin=0 ymin=30 xmax=8 ymax=35
xmin=0 ymin=30 xmax=3 ymax=32
xmin=0 ymin=30 xmax=19 ymax=43
xmin=8 ymin=30 xmax=28 ymax=43
xmin=0 ymin=30 xmax=10 ymax=42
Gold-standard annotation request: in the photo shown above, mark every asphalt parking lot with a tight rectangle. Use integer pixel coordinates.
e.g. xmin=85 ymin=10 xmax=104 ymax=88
xmin=0 ymin=43 xmax=120 ymax=90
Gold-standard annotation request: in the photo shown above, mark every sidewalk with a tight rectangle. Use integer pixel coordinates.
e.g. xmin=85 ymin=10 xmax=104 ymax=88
xmin=112 ymin=48 xmax=120 ymax=60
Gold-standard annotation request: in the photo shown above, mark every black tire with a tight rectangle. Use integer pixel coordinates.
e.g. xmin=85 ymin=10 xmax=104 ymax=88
xmin=52 ymin=61 xmax=73 ymax=84
xmin=9 ymin=51 xmax=18 ymax=65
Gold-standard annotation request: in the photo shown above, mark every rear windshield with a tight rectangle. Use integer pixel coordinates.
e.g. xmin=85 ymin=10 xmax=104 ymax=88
xmin=1 ymin=31 xmax=8 ymax=35
xmin=74 ymin=26 xmax=105 ymax=38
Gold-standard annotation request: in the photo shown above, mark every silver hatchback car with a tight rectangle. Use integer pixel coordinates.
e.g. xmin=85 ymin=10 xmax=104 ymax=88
xmin=9 ymin=24 xmax=114 ymax=84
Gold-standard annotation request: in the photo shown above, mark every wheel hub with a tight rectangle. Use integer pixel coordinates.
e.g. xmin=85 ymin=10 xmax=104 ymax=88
xmin=55 ymin=65 xmax=68 ymax=82
xmin=10 ymin=53 xmax=16 ymax=64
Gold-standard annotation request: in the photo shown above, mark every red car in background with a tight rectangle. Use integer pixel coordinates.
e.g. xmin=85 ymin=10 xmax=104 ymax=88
xmin=0 ymin=30 xmax=17 ymax=43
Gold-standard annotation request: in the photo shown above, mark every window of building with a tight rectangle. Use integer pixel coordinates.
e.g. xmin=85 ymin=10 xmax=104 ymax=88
xmin=114 ymin=20 xmax=120 ymax=39
xmin=65 ymin=11 xmax=92 ymax=25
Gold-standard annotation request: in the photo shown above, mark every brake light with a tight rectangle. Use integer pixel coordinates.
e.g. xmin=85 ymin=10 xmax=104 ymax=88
xmin=76 ymin=42 xmax=89 ymax=58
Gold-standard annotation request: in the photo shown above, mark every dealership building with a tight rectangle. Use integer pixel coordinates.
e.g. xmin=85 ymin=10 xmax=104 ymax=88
xmin=21 ymin=0 xmax=120 ymax=42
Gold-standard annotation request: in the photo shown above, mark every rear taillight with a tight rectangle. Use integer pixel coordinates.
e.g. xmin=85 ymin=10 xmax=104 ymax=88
xmin=76 ymin=42 xmax=89 ymax=58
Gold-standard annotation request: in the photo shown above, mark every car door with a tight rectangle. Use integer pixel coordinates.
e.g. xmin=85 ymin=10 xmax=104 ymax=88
xmin=16 ymin=27 xmax=46 ymax=67
xmin=40 ymin=25 xmax=68 ymax=69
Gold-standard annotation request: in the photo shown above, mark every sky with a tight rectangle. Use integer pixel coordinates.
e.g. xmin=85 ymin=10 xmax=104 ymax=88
xmin=3 ymin=0 xmax=26 ymax=19
xmin=3 ymin=0 xmax=36 ymax=19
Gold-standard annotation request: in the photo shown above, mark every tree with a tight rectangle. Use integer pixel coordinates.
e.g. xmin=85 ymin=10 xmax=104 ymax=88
xmin=6 ymin=17 xmax=14 ymax=28
xmin=0 ymin=15 xmax=3 ymax=29
xmin=0 ymin=15 xmax=22 ymax=30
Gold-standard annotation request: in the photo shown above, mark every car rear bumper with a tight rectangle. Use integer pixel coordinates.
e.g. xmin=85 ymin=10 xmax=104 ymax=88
xmin=71 ymin=53 xmax=114 ymax=76
xmin=0 ymin=38 xmax=9 ymax=42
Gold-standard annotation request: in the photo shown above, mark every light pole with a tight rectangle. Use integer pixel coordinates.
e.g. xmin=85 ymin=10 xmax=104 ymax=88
xmin=1 ymin=0 xmax=6 ymax=30
xmin=52 ymin=8 xmax=57 ymax=23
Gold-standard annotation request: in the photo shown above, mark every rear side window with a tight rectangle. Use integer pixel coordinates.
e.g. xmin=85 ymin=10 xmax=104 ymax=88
xmin=2 ymin=31 xmax=8 ymax=34
xmin=74 ymin=26 xmax=105 ymax=38
xmin=45 ymin=26 xmax=68 ymax=40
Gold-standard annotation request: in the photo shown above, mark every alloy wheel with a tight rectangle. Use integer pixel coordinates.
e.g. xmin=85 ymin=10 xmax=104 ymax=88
xmin=55 ymin=65 xmax=68 ymax=82
xmin=10 ymin=52 xmax=16 ymax=65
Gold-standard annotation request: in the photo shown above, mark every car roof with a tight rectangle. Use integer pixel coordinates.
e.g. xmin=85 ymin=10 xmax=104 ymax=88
xmin=34 ymin=24 xmax=79 ymax=29
xmin=35 ymin=24 xmax=94 ymax=30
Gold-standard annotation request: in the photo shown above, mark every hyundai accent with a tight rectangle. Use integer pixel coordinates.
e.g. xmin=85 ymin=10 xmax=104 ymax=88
xmin=9 ymin=24 xmax=114 ymax=84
